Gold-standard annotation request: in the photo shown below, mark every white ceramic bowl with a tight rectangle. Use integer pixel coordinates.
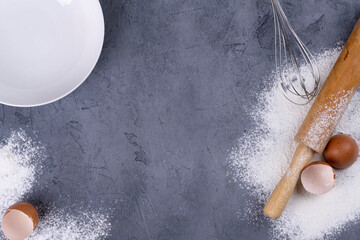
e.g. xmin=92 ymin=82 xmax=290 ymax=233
xmin=0 ymin=0 xmax=104 ymax=107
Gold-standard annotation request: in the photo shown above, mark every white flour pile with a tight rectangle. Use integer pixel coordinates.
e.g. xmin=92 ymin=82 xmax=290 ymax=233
xmin=0 ymin=131 xmax=40 ymax=215
xmin=0 ymin=130 xmax=111 ymax=240
xmin=229 ymin=45 xmax=360 ymax=239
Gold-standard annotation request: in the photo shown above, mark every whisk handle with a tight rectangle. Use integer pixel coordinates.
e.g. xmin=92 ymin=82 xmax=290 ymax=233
xmin=263 ymin=143 xmax=313 ymax=219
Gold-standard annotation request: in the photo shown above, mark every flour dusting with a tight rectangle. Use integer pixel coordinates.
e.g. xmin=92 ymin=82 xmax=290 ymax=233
xmin=229 ymin=45 xmax=360 ymax=239
xmin=299 ymin=89 xmax=354 ymax=153
xmin=0 ymin=131 xmax=41 ymax=215
xmin=30 ymin=210 xmax=111 ymax=240
xmin=0 ymin=130 xmax=111 ymax=239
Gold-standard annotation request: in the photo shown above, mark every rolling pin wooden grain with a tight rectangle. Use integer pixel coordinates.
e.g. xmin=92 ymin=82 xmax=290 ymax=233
xmin=264 ymin=19 xmax=360 ymax=219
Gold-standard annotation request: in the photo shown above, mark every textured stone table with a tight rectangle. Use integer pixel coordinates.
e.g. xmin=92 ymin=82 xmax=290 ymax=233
xmin=1 ymin=0 xmax=360 ymax=239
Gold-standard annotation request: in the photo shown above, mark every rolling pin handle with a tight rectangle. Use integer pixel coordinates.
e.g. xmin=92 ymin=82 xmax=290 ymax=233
xmin=263 ymin=143 xmax=314 ymax=219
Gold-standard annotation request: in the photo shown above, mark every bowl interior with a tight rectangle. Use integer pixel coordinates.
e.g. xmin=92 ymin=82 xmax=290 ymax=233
xmin=0 ymin=0 xmax=104 ymax=107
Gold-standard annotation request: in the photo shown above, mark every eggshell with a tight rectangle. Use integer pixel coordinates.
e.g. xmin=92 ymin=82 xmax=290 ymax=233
xmin=301 ymin=161 xmax=336 ymax=195
xmin=324 ymin=134 xmax=359 ymax=169
xmin=1 ymin=202 xmax=39 ymax=240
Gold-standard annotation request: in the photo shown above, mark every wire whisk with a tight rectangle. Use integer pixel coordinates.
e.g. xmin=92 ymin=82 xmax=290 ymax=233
xmin=271 ymin=0 xmax=320 ymax=104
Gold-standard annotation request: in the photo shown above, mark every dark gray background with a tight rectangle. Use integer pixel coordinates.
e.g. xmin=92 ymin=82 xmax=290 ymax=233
xmin=1 ymin=0 xmax=360 ymax=239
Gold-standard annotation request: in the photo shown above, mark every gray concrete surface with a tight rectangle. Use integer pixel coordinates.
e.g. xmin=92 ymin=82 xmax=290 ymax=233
xmin=1 ymin=0 xmax=360 ymax=239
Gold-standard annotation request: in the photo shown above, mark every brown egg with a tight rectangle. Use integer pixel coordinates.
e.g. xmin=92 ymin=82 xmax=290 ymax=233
xmin=1 ymin=202 xmax=39 ymax=240
xmin=324 ymin=134 xmax=359 ymax=169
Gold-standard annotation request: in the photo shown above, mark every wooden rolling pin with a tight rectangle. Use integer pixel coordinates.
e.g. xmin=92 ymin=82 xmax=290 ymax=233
xmin=264 ymin=19 xmax=360 ymax=219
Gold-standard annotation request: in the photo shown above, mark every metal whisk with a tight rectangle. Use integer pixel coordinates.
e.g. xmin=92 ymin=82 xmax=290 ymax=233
xmin=270 ymin=0 xmax=320 ymax=104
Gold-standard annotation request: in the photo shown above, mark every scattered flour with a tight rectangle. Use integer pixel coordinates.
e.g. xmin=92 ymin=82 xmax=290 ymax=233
xmin=30 ymin=210 xmax=111 ymax=240
xmin=229 ymin=45 xmax=360 ymax=239
xmin=0 ymin=130 xmax=111 ymax=239
xmin=0 ymin=131 xmax=40 ymax=215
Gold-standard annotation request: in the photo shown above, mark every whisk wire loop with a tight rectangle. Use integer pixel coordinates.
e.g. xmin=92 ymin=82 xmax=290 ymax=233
xmin=270 ymin=0 xmax=320 ymax=104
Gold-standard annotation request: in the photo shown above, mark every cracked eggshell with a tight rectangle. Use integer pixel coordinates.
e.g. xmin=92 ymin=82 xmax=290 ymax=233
xmin=1 ymin=202 xmax=39 ymax=240
xmin=301 ymin=161 xmax=336 ymax=195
